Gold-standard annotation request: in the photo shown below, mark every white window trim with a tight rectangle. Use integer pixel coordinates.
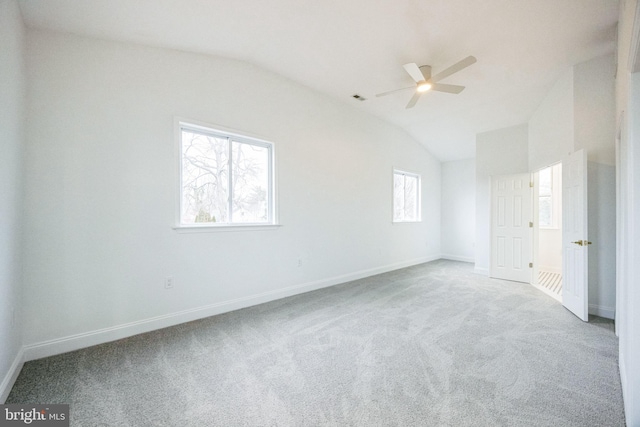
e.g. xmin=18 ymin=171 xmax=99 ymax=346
xmin=173 ymin=224 xmax=282 ymax=233
xmin=392 ymin=168 xmax=422 ymax=223
xmin=174 ymin=118 xmax=278 ymax=230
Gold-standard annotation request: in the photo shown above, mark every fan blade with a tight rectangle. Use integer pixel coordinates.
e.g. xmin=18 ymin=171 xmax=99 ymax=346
xmin=376 ymin=86 xmax=415 ymax=97
xmin=406 ymin=91 xmax=421 ymax=109
xmin=419 ymin=65 xmax=432 ymax=80
xmin=431 ymin=83 xmax=465 ymax=94
xmin=430 ymin=56 xmax=477 ymax=83
xmin=403 ymin=63 xmax=427 ymax=83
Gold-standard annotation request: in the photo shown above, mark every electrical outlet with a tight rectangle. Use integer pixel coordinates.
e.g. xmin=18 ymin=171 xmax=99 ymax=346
xmin=164 ymin=277 xmax=174 ymax=289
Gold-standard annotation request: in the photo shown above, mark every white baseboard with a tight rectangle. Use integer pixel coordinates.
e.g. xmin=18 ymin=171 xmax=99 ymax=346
xmin=620 ymin=351 xmax=629 ymax=424
xmin=23 ymin=255 xmax=439 ymax=362
xmin=474 ymin=266 xmax=489 ymax=276
xmin=618 ymin=338 xmax=640 ymax=427
xmin=440 ymin=254 xmax=474 ymax=263
xmin=620 ymin=350 xmax=627 ymax=401
xmin=0 ymin=348 xmax=24 ymax=403
xmin=588 ymin=304 xmax=615 ymax=319
xmin=524 ymin=286 xmax=614 ymax=319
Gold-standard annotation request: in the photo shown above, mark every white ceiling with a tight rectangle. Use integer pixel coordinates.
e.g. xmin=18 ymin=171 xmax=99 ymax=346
xmin=18 ymin=0 xmax=619 ymax=162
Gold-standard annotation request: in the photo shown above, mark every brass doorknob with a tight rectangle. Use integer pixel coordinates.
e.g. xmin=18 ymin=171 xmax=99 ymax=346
xmin=572 ymin=240 xmax=584 ymax=246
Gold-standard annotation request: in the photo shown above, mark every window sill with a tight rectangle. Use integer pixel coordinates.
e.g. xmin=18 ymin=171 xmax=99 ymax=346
xmin=173 ymin=224 xmax=282 ymax=233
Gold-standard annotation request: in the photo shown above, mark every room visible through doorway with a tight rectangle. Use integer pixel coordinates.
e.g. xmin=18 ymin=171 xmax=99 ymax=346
xmin=533 ymin=163 xmax=563 ymax=302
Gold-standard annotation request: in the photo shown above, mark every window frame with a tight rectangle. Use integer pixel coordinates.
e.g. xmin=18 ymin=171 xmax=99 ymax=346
xmin=392 ymin=169 xmax=422 ymax=223
xmin=175 ymin=119 xmax=277 ymax=230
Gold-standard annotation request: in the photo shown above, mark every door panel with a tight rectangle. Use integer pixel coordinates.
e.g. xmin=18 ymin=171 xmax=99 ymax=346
xmin=490 ymin=173 xmax=532 ymax=283
xmin=562 ymin=149 xmax=588 ymax=321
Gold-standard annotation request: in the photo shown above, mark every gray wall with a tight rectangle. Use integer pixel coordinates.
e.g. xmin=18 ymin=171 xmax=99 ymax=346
xmin=0 ymin=0 xmax=25 ymax=402
xmin=474 ymin=124 xmax=530 ymax=274
xmin=528 ymin=69 xmax=574 ymax=171
xmin=528 ymin=53 xmax=617 ymax=317
xmin=21 ymin=30 xmax=442 ymax=358
xmin=587 ymin=162 xmax=616 ymax=317
xmin=476 ymin=54 xmax=617 ymax=318
xmin=441 ymin=159 xmax=476 ymax=262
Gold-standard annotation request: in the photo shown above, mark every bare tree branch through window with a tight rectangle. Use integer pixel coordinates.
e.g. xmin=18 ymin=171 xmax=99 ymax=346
xmin=180 ymin=125 xmax=273 ymax=225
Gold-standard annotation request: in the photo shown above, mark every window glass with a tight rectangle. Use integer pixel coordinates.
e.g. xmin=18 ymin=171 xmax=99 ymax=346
xmin=231 ymin=141 xmax=270 ymax=223
xmin=179 ymin=123 xmax=273 ymax=226
xmin=539 ymin=166 xmax=553 ymax=228
xmin=181 ymin=130 xmax=229 ymax=224
xmin=393 ymin=170 xmax=421 ymax=222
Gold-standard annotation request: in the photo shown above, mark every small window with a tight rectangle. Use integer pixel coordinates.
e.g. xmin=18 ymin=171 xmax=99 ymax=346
xmin=393 ymin=169 xmax=421 ymax=222
xmin=538 ymin=164 xmax=561 ymax=229
xmin=179 ymin=122 xmax=274 ymax=226
xmin=539 ymin=167 xmax=553 ymax=227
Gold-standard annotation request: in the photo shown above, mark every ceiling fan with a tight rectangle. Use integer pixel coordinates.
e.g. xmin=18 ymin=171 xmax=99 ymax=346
xmin=376 ymin=56 xmax=477 ymax=109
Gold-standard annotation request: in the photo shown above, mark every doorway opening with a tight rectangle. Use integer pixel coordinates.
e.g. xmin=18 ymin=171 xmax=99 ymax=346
xmin=533 ymin=163 xmax=563 ymax=302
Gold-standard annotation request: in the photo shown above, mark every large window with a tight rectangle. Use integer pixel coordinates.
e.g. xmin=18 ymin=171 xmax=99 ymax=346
xmin=393 ymin=169 xmax=421 ymax=222
xmin=179 ymin=122 xmax=274 ymax=226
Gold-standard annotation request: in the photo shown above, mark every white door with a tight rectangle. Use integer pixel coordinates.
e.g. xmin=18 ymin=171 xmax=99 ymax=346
xmin=562 ymin=149 xmax=589 ymax=321
xmin=490 ymin=173 xmax=533 ymax=283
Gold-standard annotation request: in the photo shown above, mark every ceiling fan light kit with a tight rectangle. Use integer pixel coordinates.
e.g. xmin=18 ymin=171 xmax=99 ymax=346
xmin=376 ymin=55 xmax=477 ymax=109
xmin=417 ymin=82 xmax=432 ymax=92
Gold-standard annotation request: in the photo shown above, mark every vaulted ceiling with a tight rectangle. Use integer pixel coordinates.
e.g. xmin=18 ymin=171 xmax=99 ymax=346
xmin=18 ymin=0 xmax=619 ymax=161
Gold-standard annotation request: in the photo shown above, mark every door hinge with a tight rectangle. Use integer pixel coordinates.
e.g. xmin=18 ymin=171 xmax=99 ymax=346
xmin=529 ymin=262 xmax=533 ymax=268
xmin=529 ymin=221 xmax=533 ymax=228
xmin=530 ymin=182 xmax=534 ymax=188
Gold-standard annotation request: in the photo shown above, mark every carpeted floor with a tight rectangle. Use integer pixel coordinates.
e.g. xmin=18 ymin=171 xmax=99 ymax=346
xmin=7 ymin=260 xmax=625 ymax=426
